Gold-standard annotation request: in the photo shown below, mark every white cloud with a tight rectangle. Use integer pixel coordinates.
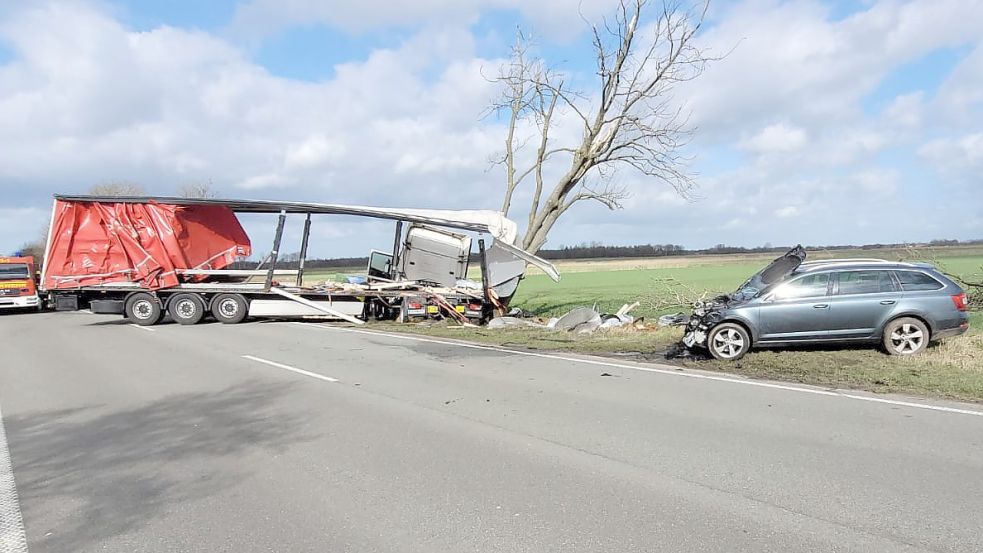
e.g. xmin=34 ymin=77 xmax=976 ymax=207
xmin=283 ymin=135 xmax=348 ymax=171
xmin=774 ymin=206 xmax=800 ymax=218
xmin=229 ymin=0 xmax=622 ymax=42
xmin=739 ymin=123 xmax=808 ymax=154
xmin=686 ymin=0 xmax=983 ymax=136
xmin=919 ymin=133 xmax=983 ymax=171
xmin=0 ymin=0 xmax=981 ymax=256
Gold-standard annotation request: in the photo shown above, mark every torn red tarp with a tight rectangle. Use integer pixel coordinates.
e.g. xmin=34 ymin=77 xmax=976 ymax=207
xmin=44 ymin=200 xmax=251 ymax=290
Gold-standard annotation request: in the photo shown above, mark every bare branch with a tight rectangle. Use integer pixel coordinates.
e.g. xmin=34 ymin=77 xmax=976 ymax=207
xmin=490 ymin=0 xmax=716 ymax=254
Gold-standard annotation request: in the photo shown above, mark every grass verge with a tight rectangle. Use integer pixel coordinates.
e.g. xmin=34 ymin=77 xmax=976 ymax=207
xmin=379 ymin=311 xmax=983 ymax=403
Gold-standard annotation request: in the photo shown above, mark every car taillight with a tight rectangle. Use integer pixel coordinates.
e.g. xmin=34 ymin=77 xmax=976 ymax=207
xmin=467 ymin=303 xmax=482 ymax=310
xmin=408 ymin=302 xmax=423 ymax=310
xmin=951 ymin=293 xmax=968 ymax=312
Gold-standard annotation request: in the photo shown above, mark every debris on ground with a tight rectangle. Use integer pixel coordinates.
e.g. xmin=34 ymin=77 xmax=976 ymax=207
xmin=553 ymin=307 xmax=603 ymax=333
xmin=658 ymin=312 xmax=689 ymax=327
xmin=664 ymin=342 xmax=709 ymax=360
xmin=487 ymin=316 xmax=546 ymax=329
xmin=507 ymin=307 xmax=537 ymax=318
xmin=483 ymin=301 xmax=652 ymax=335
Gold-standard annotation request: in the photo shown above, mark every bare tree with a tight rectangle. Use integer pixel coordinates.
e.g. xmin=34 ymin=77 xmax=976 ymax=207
xmin=491 ymin=0 xmax=712 ymax=253
xmin=178 ymin=181 xmax=219 ymax=199
xmin=88 ymin=181 xmax=146 ymax=196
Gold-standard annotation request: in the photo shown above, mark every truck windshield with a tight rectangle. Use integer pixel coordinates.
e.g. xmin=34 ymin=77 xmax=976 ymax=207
xmin=0 ymin=264 xmax=30 ymax=280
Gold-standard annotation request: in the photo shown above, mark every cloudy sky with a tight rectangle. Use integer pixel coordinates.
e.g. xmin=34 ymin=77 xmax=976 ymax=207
xmin=0 ymin=0 xmax=980 ymax=257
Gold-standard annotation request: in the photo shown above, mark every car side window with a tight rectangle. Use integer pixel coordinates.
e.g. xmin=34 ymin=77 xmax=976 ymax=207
xmin=773 ymin=273 xmax=830 ymax=299
xmin=895 ymin=271 xmax=944 ymax=291
xmin=836 ymin=270 xmax=897 ymax=295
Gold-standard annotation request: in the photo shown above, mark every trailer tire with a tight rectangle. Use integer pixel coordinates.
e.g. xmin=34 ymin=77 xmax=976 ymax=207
xmin=168 ymin=293 xmax=206 ymax=325
xmin=211 ymin=293 xmax=248 ymax=324
xmin=125 ymin=293 xmax=163 ymax=326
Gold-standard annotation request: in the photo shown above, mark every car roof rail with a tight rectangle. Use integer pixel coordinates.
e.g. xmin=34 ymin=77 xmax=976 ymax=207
xmin=801 ymin=258 xmax=893 ymax=265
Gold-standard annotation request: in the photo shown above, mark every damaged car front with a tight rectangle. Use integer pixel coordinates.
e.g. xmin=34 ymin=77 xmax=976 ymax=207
xmin=680 ymin=246 xmax=807 ymax=360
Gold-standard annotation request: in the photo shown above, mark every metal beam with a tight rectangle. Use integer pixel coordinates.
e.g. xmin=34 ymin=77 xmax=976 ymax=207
xmin=478 ymin=238 xmax=490 ymax=306
xmin=296 ymin=213 xmax=312 ymax=287
xmin=268 ymin=286 xmax=364 ymax=325
xmin=265 ymin=210 xmax=287 ymax=291
xmin=390 ymin=220 xmax=403 ymax=279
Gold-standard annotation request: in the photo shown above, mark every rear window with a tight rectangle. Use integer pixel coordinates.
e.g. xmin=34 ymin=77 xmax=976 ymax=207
xmin=895 ymin=271 xmax=944 ymax=291
xmin=836 ymin=270 xmax=897 ymax=295
xmin=0 ymin=264 xmax=30 ymax=280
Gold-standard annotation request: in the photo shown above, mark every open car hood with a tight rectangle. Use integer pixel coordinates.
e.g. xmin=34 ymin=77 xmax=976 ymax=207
xmin=734 ymin=245 xmax=806 ymax=297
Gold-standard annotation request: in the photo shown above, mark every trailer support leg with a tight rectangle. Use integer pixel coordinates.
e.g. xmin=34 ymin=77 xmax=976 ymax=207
xmin=265 ymin=210 xmax=287 ymax=291
xmin=478 ymin=238 xmax=493 ymax=320
xmin=390 ymin=220 xmax=403 ymax=279
xmin=296 ymin=213 xmax=311 ymax=287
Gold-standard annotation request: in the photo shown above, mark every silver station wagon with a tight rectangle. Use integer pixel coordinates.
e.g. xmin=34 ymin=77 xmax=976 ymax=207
xmin=683 ymin=246 xmax=971 ymax=360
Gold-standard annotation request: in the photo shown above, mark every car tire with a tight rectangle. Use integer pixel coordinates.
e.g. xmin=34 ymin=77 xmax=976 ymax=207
xmin=707 ymin=322 xmax=751 ymax=361
xmin=211 ymin=293 xmax=248 ymax=324
xmin=125 ymin=292 xmax=163 ymax=326
xmin=168 ymin=293 xmax=206 ymax=325
xmin=883 ymin=317 xmax=929 ymax=356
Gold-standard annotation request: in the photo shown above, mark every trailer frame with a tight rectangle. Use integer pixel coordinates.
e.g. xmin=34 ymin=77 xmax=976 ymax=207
xmin=42 ymin=195 xmax=558 ymax=327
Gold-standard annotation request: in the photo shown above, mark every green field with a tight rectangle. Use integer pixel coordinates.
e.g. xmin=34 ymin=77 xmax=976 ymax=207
xmin=512 ymin=251 xmax=983 ymax=319
xmin=385 ymin=246 xmax=983 ymax=403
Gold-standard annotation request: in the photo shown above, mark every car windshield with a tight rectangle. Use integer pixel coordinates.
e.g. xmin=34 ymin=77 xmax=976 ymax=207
xmin=0 ymin=263 xmax=30 ymax=280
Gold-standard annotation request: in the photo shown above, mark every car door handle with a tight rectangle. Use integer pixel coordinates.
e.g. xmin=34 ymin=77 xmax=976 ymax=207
xmin=880 ymin=300 xmax=896 ymax=305
xmin=813 ymin=304 xmax=829 ymax=309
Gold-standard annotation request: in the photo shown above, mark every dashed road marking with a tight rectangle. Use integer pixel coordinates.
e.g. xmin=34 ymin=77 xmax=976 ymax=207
xmin=0 ymin=401 xmax=28 ymax=553
xmin=293 ymin=322 xmax=983 ymax=419
xmin=241 ymin=355 xmax=339 ymax=383
xmin=128 ymin=324 xmax=155 ymax=332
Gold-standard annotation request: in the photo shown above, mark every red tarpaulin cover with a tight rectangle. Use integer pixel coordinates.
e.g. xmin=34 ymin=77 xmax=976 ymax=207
xmin=44 ymin=200 xmax=252 ymax=290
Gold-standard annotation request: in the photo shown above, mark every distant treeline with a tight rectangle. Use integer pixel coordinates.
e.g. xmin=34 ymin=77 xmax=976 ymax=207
xmin=538 ymin=243 xmax=686 ymax=260
xmin=229 ymin=238 xmax=983 ymax=269
xmin=539 ymin=238 xmax=983 ymax=259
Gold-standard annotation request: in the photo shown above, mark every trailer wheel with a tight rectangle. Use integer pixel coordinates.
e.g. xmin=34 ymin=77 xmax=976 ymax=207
xmin=125 ymin=293 xmax=163 ymax=326
xmin=168 ymin=293 xmax=206 ymax=325
xmin=211 ymin=293 xmax=248 ymax=324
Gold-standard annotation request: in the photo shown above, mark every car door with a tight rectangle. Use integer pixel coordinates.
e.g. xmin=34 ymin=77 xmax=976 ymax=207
xmin=825 ymin=270 xmax=901 ymax=339
xmin=757 ymin=272 xmax=832 ymax=342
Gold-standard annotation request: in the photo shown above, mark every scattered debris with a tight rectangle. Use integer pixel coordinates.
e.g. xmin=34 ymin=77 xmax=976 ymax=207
xmin=658 ymin=312 xmax=689 ymax=327
xmin=553 ymin=307 xmax=602 ymax=331
xmin=484 ymin=301 xmax=650 ymax=335
xmin=507 ymin=307 xmax=537 ymax=318
xmin=487 ymin=316 xmax=545 ymax=329
xmin=664 ymin=342 xmax=709 ymax=360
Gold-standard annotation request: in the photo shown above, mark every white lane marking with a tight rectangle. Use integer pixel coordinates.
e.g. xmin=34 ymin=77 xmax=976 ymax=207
xmin=292 ymin=323 xmax=983 ymax=419
xmin=241 ymin=355 xmax=339 ymax=383
xmin=79 ymin=309 xmax=93 ymax=314
xmin=128 ymin=324 xmax=155 ymax=332
xmin=0 ymin=401 xmax=28 ymax=553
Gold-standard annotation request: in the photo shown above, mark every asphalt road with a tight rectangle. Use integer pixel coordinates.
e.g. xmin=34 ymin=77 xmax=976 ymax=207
xmin=1 ymin=311 xmax=982 ymax=552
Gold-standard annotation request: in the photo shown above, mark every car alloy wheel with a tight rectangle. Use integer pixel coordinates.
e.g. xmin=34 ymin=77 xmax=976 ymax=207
xmin=885 ymin=318 xmax=928 ymax=355
xmin=708 ymin=323 xmax=750 ymax=361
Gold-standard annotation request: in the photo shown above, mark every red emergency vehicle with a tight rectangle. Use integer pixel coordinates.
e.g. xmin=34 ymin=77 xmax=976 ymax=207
xmin=0 ymin=256 xmax=40 ymax=311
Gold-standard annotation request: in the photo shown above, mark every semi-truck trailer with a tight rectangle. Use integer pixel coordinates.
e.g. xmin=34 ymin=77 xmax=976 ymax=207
xmin=40 ymin=195 xmax=559 ymax=326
